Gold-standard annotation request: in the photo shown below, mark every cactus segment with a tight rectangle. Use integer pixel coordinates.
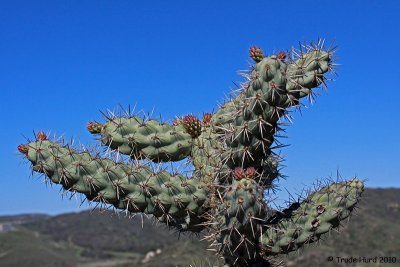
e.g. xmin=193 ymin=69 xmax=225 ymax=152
xmin=215 ymin=46 xmax=333 ymax=171
xmin=22 ymin=138 xmax=209 ymax=232
xmin=260 ymin=179 xmax=364 ymax=256
xmin=211 ymin=171 xmax=268 ymax=265
xmin=90 ymin=116 xmax=194 ymax=162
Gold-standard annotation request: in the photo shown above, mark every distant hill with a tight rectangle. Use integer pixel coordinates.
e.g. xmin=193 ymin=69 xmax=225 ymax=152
xmin=0 ymin=213 xmax=49 ymax=224
xmin=0 ymin=188 xmax=399 ymax=267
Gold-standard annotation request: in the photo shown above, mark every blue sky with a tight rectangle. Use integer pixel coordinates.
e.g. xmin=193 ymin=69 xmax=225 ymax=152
xmin=1 ymin=0 xmax=399 ymax=215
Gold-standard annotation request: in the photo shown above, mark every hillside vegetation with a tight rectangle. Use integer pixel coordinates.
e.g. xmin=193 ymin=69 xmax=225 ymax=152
xmin=0 ymin=188 xmax=399 ymax=267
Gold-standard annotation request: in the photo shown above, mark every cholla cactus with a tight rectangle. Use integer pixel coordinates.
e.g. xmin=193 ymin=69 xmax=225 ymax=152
xmin=18 ymin=40 xmax=364 ymax=266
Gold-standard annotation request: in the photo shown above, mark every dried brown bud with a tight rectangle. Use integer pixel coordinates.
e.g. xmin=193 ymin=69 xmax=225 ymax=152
xmin=311 ymin=218 xmax=320 ymax=228
xmin=316 ymin=205 xmax=326 ymax=214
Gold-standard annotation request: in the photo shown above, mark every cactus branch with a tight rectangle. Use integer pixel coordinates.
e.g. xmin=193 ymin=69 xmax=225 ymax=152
xmin=24 ymin=138 xmax=209 ymax=232
xmin=91 ymin=116 xmax=194 ymax=162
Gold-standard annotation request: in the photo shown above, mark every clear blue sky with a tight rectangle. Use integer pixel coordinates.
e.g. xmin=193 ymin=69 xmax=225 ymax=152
xmin=1 ymin=0 xmax=399 ymax=215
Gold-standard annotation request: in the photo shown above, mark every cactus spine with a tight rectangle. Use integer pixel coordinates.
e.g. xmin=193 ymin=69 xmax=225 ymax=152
xmin=19 ymin=40 xmax=364 ymax=266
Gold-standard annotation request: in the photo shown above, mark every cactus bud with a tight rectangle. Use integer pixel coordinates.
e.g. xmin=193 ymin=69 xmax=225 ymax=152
xmin=182 ymin=115 xmax=202 ymax=138
xmin=249 ymin=46 xmax=264 ymax=63
xmin=245 ymin=167 xmax=256 ymax=178
xmin=234 ymin=167 xmax=257 ymax=180
xmin=18 ymin=144 xmax=29 ymax=155
xmin=202 ymin=113 xmax=212 ymax=127
xmin=277 ymin=51 xmax=287 ymax=61
xmin=234 ymin=167 xmax=246 ymax=180
xmin=87 ymin=121 xmax=103 ymax=134
xmin=37 ymin=131 xmax=47 ymax=141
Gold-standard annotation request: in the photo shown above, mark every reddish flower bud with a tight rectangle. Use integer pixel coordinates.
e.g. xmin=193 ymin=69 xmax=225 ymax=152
xmin=87 ymin=121 xmax=103 ymax=134
xmin=277 ymin=51 xmax=287 ymax=61
xmin=202 ymin=113 xmax=212 ymax=127
xmin=234 ymin=167 xmax=246 ymax=180
xmin=245 ymin=167 xmax=257 ymax=178
xmin=18 ymin=144 xmax=29 ymax=155
xmin=37 ymin=131 xmax=47 ymax=141
xmin=249 ymin=46 xmax=264 ymax=63
xmin=182 ymin=115 xmax=202 ymax=138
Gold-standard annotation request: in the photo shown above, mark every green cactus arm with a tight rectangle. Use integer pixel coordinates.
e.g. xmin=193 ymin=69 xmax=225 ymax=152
xmin=286 ymin=48 xmax=332 ymax=94
xmin=208 ymin=169 xmax=269 ymax=266
xmin=212 ymin=45 xmax=333 ymax=171
xmin=260 ymin=178 xmax=364 ymax=256
xmin=20 ymin=136 xmax=209 ymax=232
xmin=87 ymin=116 xmax=194 ymax=162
